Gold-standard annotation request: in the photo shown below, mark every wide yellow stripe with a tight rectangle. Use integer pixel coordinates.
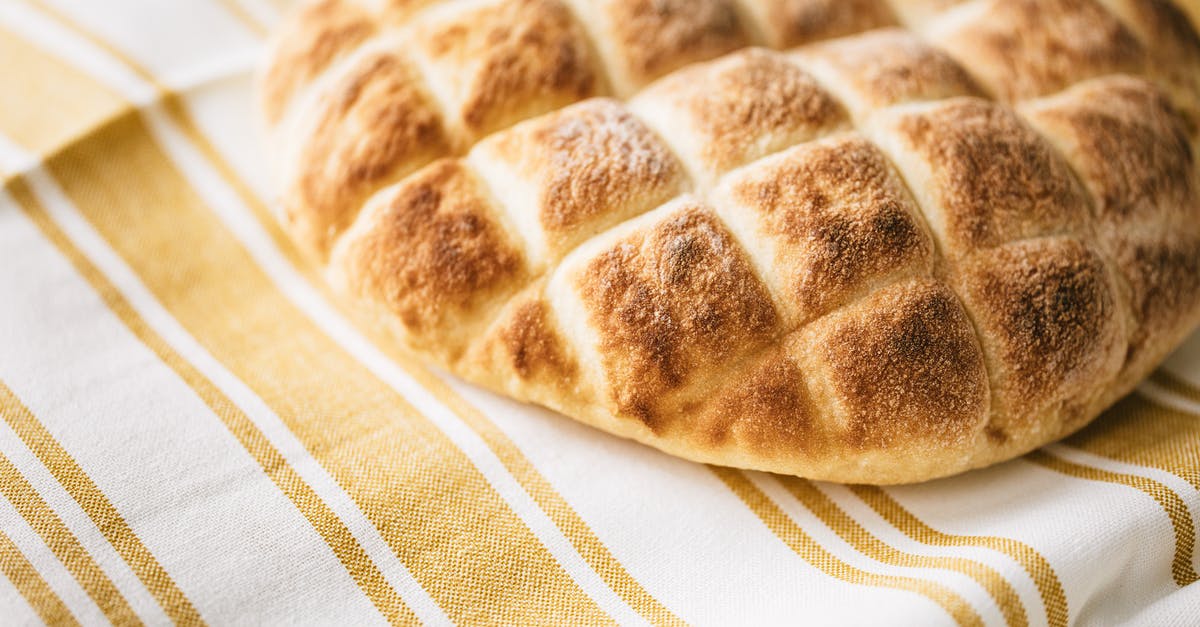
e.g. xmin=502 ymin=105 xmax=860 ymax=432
xmin=711 ymin=467 xmax=982 ymax=627
xmin=1066 ymin=384 xmax=1200 ymax=492
xmin=41 ymin=111 xmax=610 ymax=625
xmin=849 ymin=485 xmax=1069 ymax=627
xmin=0 ymin=449 xmax=141 ymax=625
xmin=0 ymin=373 xmax=203 ymax=624
xmin=1026 ymin=451 xmax=1197 ymax=586
xmin=0 ymin=25 xmax=126 ymax=162
xmin=778 ymin=478 xmax=1026 ymax=627
xmin=15 ymin=5 xmax=679 ymax=622
xmin=0 ymin=530 xmax=80 ymax=627
xmin=6 ymin=179 xmax=418 ymax=625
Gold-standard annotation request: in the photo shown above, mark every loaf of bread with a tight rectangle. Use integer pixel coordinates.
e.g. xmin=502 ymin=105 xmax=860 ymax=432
xmin=259 ymin=0 xmax=1200 ymax=483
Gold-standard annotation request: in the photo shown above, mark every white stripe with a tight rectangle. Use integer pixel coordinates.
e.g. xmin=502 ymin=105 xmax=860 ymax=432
xmin=1046 ymin=442 xmax=1200 ymax=525
xmin=6 ymin=5 xmax=658 ymax=620
xmin=0 ymin=135 xmax=38 ymax=178
xmin=0 ymin=408 xmax=169 ymax=624
xmin=20 ymin=0 xmax=260 ymax=91
xmin=0 ymin=3 xmax=156 ymax=105
xmin=0 ymin=570 xmax=45 ymax=627
xmin=0 ymin=493 xmax=93 ymax=625
xmin=892 ymin=459 xmax=1182 ymax=624
xmin=0 ymin=184 xmax=391 ymax=625
xmin=1139 ymin=379 xmax=1200 ymax=419
xmin=817 ymin=483 xmax=1049 ymax=627
xmin=140 ymin=101 xmax=648 ymax=626
xmin=217 ymin=0 xmax=283 ymax=32
xmin=748 ymin=473 xmax=987 ymax=627
xmin=0 ymin=136 xmax=444 ymax=624
xmin=440 ymin=374 xmax=947 ymax=624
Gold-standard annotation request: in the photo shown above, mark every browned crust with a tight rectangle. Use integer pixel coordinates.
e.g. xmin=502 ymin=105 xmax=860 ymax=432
xmin=889 ymin=98 xmax=1092 ymax=253
xmin=286 ymin=52 xmax=452 ymax=257
xmin=954 ymin=238 xmax=1126 ymax=435
xmin=262 ymin=0 xmax=1200 ymax=483
xmin=635 ymin=49 xmax=849 ymax=175
xmin=415 ymin=0 xmax=602 ymax=138
xmin=260 ymin=0 xmax=376 ymax=124
xmin=696 ymin=349 xmax=821 ymax=457
xmin=742 ymin=0 xmax=898 ymax=49
xmin=934 ymin=0 xmax=1146 ymax=101
xmin=478 ymin=99 xmax=689 ymax=259
xmin=1022 ymin=76 xmax=1195 ymax=228
xmin=333 ymin=159 xmax=527 ymax=359
xmin=722 ymin=136 xmax=933 ymax=325
xmin=599 ymin=0 xmax=749 ymax=89
xmin=573 ymin=202 xmax=780 ymax=430
xmin=797 ymin=279 xmax=989 ymax=451
xmin=799 ymin=28 xmax=983 ymax=116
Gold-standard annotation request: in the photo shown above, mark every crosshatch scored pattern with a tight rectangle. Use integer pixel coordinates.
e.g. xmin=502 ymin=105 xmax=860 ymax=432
xmin=262 ymin=0 xmax=1200 ymax=484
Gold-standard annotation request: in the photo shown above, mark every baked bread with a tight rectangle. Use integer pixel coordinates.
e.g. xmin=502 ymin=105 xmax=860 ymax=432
xmin=259 ymin=0 xmax=1200 ymax=484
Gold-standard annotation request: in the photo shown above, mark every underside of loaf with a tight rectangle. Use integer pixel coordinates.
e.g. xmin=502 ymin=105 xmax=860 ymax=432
xmin=259 ymin=0 xmax=1200 ymax=483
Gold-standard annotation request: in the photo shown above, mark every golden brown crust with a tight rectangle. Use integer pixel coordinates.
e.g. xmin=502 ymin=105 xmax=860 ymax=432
xmin=459 ymin=285 xmax=584 ymax=405
xmin=262 ymin=0 xmax=1200 ymax=483
xmin=933 ymin=0 xmax=1146 ymax=101
xmin=260 ymin=0 xmax=376 ymax=125
xmin=695 ymin=349 xmax=821 ymax=457
xmin=414 ymin=0 xmax=602 ymax=139
xmin=738 ymin=0 xmax=898 ymax=49
xmin=796 ymin=279 xmax=989 ymax=451
xmin=572 ymin=201 xmax=780 ymax=430
xmin=285 ymin=51 xmax=452 ymax=257
xmin=330 ymin=159 xmax=527 ymax=359
xmin=574 ymin=0 xmax=750 ymax=94
xmin=877 ymin=98 xmax=1092 ymax=255
xmin=1022 ymin=76 xmax=1195 ymax=229
xmin=632 ymin=49 xmax=849 ymax=177
xmin=718 ymin=136 xmax=933 ymax=327
xmin=472 ymin=99 xmax=688 ymax=263
xmin=953 ymin=238 xmax=1126 ymax=436
xmin=797 ymin=29 xmax=983 ymax=119
xmin=1112 ymin=233 xmax=1200 ymax=372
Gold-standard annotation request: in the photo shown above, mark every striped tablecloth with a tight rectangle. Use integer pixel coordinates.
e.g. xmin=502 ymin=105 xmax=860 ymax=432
xmin=1 ymin=1 xmax=1199 ymax=625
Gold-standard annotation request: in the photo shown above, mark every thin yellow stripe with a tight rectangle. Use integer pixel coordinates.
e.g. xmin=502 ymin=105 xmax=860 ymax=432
xmin=17 ymin=4 xmax=679 ymax=622
xmin=6 ymin=179 xmax=418 ymax=624
xmin=39 ymin=111 xmax=610 ymax=624
xmin=777 ymin=478 xmax=1026 ymax=627
xmin=213 ymin=0 xmax=271 ymax=37
xmin=1026 ymin=450 xmax=1197 ymax=586
xmin=0 ymin=450 xmax=141 ymax=625
xmin=0 ymin=530 xmax=80 ymax=627
xmin=0 ymin=371 xmax=203 ymax=624
xmin=849 ymin=485 xmax=1069 ymax=627
xmin=712 ymin=467 xmax=982 ymax=627
xmin=1066 ymin=383 xmax=1200 ymax=492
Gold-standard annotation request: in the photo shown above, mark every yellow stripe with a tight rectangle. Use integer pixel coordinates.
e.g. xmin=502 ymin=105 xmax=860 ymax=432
xmin=1066 ymin=383 xmax=1200 ymax=492
xmin=39 ymin=110 xmax=610 ymax=624
xmin=711 ymin=467 xmax=982 ymax=627
xmin=0 ymin=25 xmax=127 ymax=161
xmin=1026 ymin=450 xmax=1197 ymax=586
xmin=213 ymin=0 xmax=271 ymax=37
xmin=849 ymin=485 xmax=1069 ymax=627
xmin=17 ymin=4 xmax=679 ymax=623
xmin=0 ymin=372 xmax=203 ymax=624
xmin=0 ymin=449 xmax=141 ymax=625
xmin=0 ymin=530 xmax=80 ymax=627
xmin=777 ymin=478 xmax=1026 ymax=627
xmin=6 ymin=179 xmax=417 ymax=624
